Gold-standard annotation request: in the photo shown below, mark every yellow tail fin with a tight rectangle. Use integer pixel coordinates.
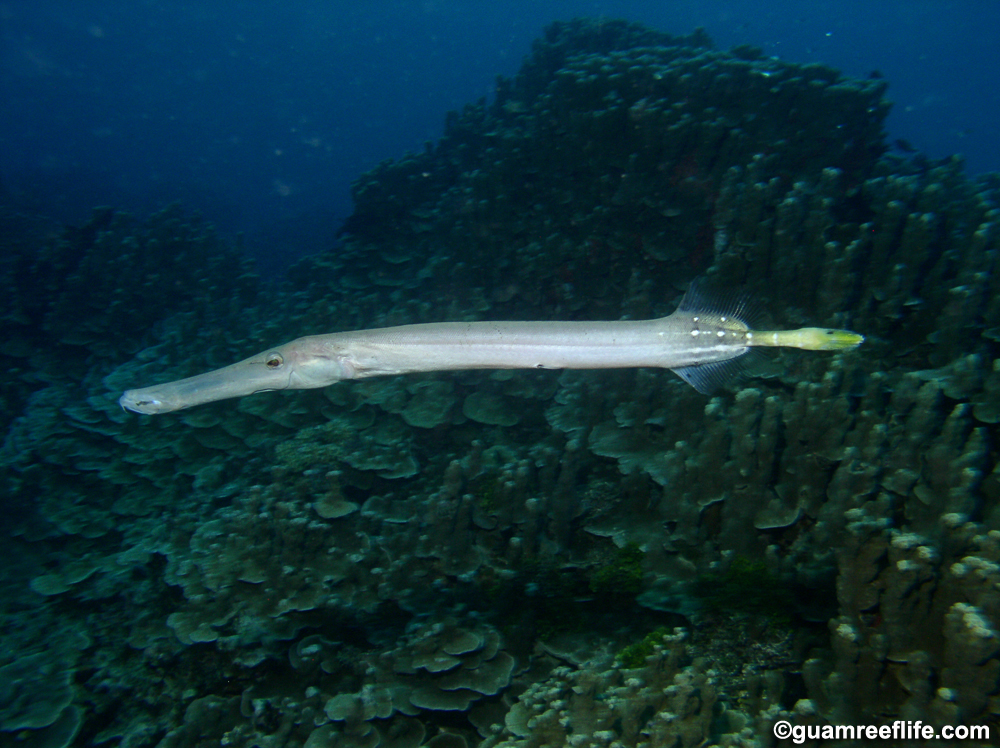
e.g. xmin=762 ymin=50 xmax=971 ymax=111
xmin=751 ymin=327 xmax=864 ymax=351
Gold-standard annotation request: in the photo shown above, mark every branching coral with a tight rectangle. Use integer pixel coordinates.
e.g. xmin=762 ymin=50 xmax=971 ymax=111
xmin=4 ymin=15 xmax=1000 ymax=746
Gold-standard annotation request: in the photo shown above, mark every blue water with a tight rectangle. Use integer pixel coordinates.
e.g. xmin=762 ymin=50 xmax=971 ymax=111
xmin=2 ymin=0 xmax=997 ymax=270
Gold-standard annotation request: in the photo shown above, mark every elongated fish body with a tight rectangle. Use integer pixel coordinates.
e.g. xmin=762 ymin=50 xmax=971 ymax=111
xmin=325 ymin=314 xmax=743 ymax=375
xmin=119 ymin=286 xmax=863 ymax=415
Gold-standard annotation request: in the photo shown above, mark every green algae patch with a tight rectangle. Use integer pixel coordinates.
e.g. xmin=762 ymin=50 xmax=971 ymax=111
xmin=589 ymin=541 xmax=645 ymax=598
xmin=617 ymin=627 xmax=673 ymax=669
xmin=694 ymin=557 xmax=794 ymax=621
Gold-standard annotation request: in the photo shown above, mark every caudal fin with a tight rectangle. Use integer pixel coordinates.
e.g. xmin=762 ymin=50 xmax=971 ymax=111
xmin=751 ymin=327 xmax=864 ymax=351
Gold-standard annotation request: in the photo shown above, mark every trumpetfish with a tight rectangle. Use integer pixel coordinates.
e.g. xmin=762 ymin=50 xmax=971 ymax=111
xmin=119 ymin=285 xmax=862 ymax=415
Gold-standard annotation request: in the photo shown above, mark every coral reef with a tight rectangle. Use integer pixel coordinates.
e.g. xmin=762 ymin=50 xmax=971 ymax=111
xmin=3 ymin=16 xmax=1000 ymax=747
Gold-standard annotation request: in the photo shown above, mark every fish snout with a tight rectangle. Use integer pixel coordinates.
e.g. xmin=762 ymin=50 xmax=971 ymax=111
xmin=119 ymin=389 xmax=165 ymax=415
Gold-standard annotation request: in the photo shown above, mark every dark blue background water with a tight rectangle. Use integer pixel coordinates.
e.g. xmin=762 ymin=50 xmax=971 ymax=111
xmin=2 ymin=1 xmax=996 ymax=273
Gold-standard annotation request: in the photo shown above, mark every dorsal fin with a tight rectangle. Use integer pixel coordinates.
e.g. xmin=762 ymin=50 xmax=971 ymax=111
xmin=676 ymin=280 xmax=758 ymax=327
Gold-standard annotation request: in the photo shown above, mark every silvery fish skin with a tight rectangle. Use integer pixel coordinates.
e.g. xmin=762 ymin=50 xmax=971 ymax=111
xmin=119 ymin=286 xmax=863 ymax=415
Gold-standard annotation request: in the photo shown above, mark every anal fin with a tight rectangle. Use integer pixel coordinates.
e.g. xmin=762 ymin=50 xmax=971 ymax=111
xmin=672 ymin=356 xmax=747 ymax=394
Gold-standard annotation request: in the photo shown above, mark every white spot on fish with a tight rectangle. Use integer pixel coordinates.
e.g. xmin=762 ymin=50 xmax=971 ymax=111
xmin=717 ymin=330 xmax=725 ymax=338
xmin=691 ymin=329 xmax=700 ymax=337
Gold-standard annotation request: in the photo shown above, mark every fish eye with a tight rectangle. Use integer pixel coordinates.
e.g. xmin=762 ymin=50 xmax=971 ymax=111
xmin=266 ymin=353 xmax=283 ymax=369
